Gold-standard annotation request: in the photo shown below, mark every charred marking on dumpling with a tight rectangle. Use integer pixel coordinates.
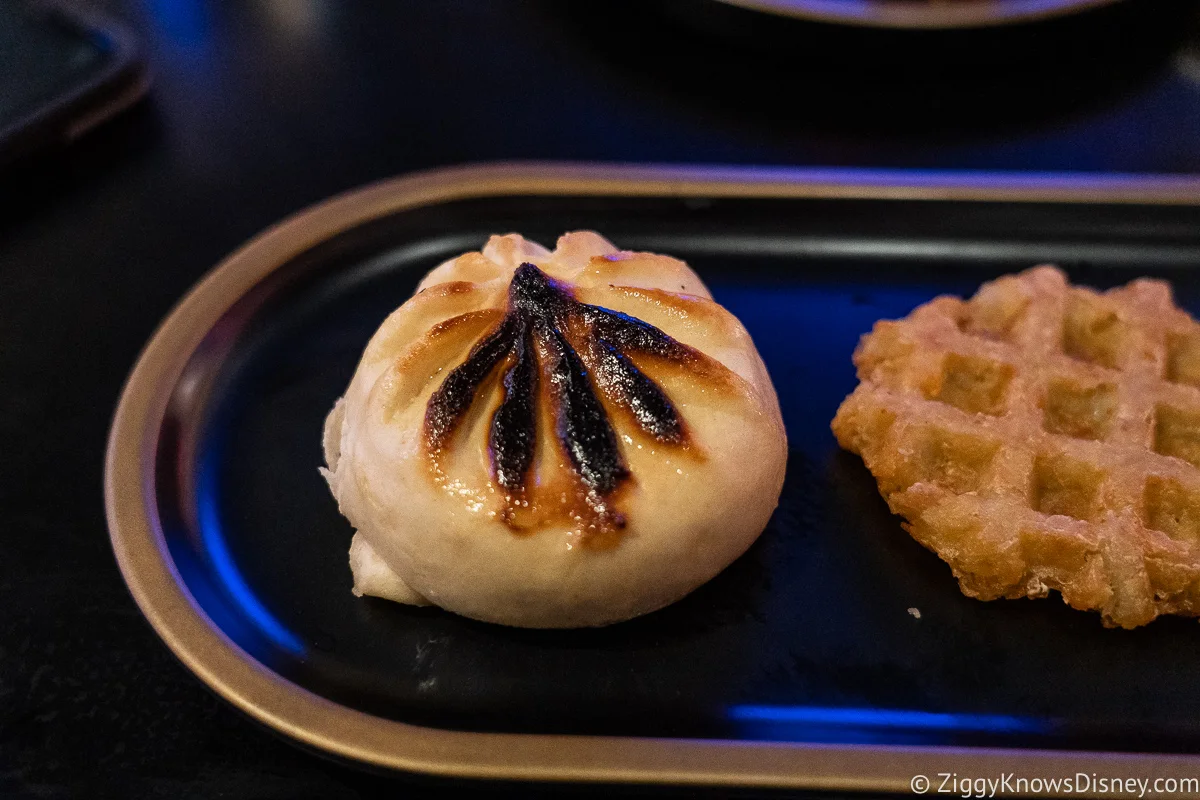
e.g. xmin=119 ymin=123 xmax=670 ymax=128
xmin=423 ymin=263 xmax=709 ymax=537
xmin=582 ymin=305 xmax=695 ymax=363
xmin=425 ymin=315 xmax=518 ymax=450
xmin=489 ymin=320 xmax=537 ymax=493
xmin=587 ymin=339 xmax=683 ymax=443
xmin=540 ymin=321 xmax=629 ymax=495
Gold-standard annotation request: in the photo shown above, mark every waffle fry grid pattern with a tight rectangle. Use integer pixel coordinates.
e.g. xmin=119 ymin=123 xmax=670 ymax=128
xmin=832 ymin=266 xmax=1200 ymax=628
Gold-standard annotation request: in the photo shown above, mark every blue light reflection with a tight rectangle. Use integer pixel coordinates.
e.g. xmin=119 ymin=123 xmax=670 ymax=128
xmin=144 ymin=0 xmax=211 ymax=49
xmin=196 ymin=452 xmax=305 ymax=655
xmin=728 ymin=704 xmax=1044 ymax=734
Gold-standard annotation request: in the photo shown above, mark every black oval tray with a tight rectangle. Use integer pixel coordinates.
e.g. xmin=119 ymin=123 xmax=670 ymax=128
xmin=106 ymin=163 xmax=1200 ymax=790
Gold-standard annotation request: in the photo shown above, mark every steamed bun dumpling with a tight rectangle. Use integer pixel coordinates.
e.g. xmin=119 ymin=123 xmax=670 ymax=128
xmin=322 ymin=231 xmax=787 ymax=628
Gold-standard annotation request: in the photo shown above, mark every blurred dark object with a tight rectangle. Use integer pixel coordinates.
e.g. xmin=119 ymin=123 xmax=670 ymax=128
xmin=0 ymin=1 xmax=148 ymax=170
xmin=706 ymin=0 xmax=1126 ymax=29
xmin=542 ymin=0 xmax=1200 ymax=137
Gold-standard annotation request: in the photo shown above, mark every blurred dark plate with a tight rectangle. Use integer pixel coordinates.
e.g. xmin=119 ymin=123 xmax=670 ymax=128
xmin=710 ymin=0 xmax=1123 ymax=28
xmin=561 ymin=0 xmax=1200 ymax=139
xmin=106 ymin=163 xmax=1200 ymax=790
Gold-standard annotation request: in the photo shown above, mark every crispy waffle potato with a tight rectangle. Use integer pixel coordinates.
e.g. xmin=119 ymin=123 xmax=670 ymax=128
xmin=833 ymin=266 xmax=1200 ymax=628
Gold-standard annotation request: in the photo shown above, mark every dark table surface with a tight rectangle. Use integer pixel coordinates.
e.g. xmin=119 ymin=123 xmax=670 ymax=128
xmin=5 ymin=1 xmax=1200 ymax=798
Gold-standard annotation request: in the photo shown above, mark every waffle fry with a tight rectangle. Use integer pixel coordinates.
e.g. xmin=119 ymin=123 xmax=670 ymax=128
xmin=833 ymin=266 xmax=1200 ymax=628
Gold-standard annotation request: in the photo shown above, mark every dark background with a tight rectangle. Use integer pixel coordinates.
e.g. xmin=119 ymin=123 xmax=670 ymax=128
xmin=4 ymin=1 xmax=1200 ymax=798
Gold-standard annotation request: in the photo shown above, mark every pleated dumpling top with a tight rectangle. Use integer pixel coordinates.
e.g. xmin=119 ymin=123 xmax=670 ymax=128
xmin=322 ymin=232 xmax=786 ymax=627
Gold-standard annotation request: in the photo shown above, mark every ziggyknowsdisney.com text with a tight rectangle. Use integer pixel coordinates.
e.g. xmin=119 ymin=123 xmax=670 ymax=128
xmin=909 ymin=772 xmax=1200 ymax=797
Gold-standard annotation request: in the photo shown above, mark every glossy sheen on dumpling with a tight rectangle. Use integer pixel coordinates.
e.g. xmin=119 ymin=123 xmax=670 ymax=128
xmin=321 ymin=231 xmax=787 ymax=628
